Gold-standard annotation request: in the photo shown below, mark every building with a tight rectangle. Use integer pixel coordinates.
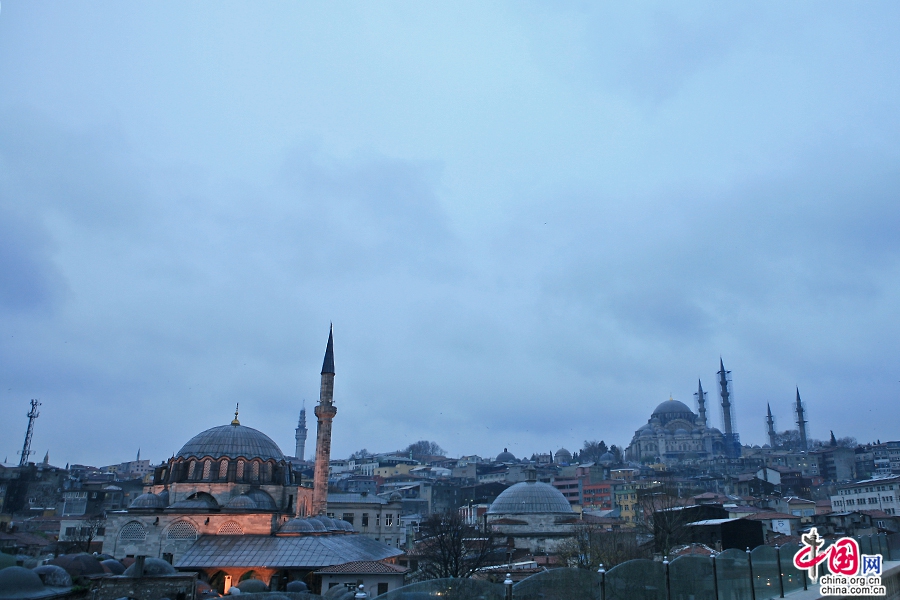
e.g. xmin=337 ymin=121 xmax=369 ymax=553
xmin=485 ymin=467 xmax=578 ymax=554
xmin=624 ymin=397 xmax=727 ymax=464
xmin=316 ymin=561 xmax=408 ymax=597
xmin=830 ymin=475 xmax=900 ymax=515
xmin=100 ymin=328 xmax=402 ymax=593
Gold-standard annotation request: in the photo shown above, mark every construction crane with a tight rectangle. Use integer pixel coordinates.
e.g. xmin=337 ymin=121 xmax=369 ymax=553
xmin=18 ymin=399 xmax=41 ymax=467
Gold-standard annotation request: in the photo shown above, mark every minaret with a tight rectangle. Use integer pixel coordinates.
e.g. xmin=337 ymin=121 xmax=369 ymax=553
xmin=694 ymin=379 xmax=707 ymax=427
xmin=295 ymin=401 xmax=308 ymax=460
xmin=717 ymin=358 xmax=739 ymax=457
xmin=312 ymin=325 xmax=337 ymax=516
xmin=766 ymin=404 xmax=777 ymax=447
xmin=795 ymin=387 xmax=808 ymax=451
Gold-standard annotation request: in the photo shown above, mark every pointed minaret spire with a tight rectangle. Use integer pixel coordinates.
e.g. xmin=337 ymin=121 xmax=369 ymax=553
xmin=694 ymin=379 xmax=707 ymax=427
xmin=795 ymin=387 xmax=808 ymax=451
xmin=136 ymin=448 xmax=140 ymax=462
xmin=321 ymin=323 xmax=335 ymax=375
xmin=42 ymin=450 xmax=49 ymax=465
xmin=312 ymin=324 xmax=338 ymax=516
xmin=717 ymin=358 xmax=740 ymax=458
xmin=295 ymin=400 xmax=308 ymax=461
xmin=766 ymin=403 xmax=777 ymax=447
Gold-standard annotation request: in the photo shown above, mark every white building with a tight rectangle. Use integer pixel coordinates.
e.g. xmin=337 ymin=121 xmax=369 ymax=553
xmin=830 ymin=475 xmax=900 ymax=515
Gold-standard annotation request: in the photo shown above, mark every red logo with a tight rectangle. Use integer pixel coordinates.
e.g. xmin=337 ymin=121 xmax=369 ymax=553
xmin=793 ymin=528 xmax=860 ymax=581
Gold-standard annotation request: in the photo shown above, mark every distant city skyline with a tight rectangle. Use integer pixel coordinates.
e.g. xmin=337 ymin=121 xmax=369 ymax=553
xmin=1 ymin=3 xmax=899 ymax=466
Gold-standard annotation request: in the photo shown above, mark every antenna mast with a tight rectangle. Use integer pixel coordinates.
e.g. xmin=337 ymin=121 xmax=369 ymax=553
xmin=18 ymin=399 xmax=41 ymax=467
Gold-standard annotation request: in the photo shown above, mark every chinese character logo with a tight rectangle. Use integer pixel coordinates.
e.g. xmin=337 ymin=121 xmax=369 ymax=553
xmin=793 ymin=528 xmax=860 ymax=581
xmin=861 ymin=555 xmax=882 ymax=577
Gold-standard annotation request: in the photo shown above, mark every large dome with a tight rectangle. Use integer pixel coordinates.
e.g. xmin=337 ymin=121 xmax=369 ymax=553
xmin=488 ymin=481 xmax=574 ymax=515
xmin=652 ymin=399 xmax=694 ymax=416
xmin=176 ymin=423 xmax=284 ymax=461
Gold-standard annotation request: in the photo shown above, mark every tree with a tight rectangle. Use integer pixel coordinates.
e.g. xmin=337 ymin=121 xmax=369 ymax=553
xmin=413 ymin=510 xmax=500 ymax=580
xmin=557 ymin=521 xmax=649 ymax=569
xmin=579 ymin=440 xmax=609 ymax=464
xmin=635 ymin=480 xmax=694 ymax=556
xmin=349 ymin=449 xmax=372 ymax=460
xmin=403 ymin=441 xmax=446 ymax=461
xmin=63 ymin=515 xmax=106 ymax=553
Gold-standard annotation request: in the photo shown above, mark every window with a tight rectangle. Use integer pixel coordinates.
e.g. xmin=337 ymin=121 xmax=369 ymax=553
xmin=119 ymin=521 xmax=147 ymax=542
xmin=167 ymin=520 xmax=199 ymax=540
xmin=378 ymin=582 xmax=389 ymax=595
xmin=376 ymin=514 xmax=381 ymax=527
xmin=362 ymin=513 xmax=369 ymax=527
xmin=342 ymin=513 xmax=354 ymax=525
xmin=385 ymin=514 xmax=393 ymax=527
xmin=162 ymin=552 xmax=174 ymax=564
xmin=219 ymin=459 xmax=229 ymax=479
xmin=65 ymin=527 xmax=76 ymax=537
xmin=218 ymin=521 xmax=244 ymax=535
xmin=188 ymin=460 xmax=196 ymax=479
xmin=202 ymin=459 xmax=212 ymax=480
xmin=237 ymin=460 xmax=245 ymax=479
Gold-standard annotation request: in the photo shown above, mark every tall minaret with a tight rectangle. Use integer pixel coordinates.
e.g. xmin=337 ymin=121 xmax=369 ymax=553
xmin=312 ymin=325 xmax=337 ymax=516
xmin=694 ymin=379 xmax=707 ymax=427
xmin=766 ymin=403 xmax=777 ymax=447
xmin=717 ymin=358 xmax=734 ymax=438
xmin=295 ymin=401 xmax=308 ymax=460
xmin=795 ymin=387 xmax=808 ymax=451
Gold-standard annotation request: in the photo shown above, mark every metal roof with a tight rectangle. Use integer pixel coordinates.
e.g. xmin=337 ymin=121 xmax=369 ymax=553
xmin=176 ymin=534 xmax=402 ymax=569
xmin=176 ymin=424 xmax=284 ymax=461
xmin=487 ymin=481 xmax=574 ymax=515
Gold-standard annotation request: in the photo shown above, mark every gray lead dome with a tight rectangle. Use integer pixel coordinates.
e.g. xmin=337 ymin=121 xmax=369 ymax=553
xmin=487 ymin=480 xmax=574 ymax=515
xmin=176 ymin=424 xmax=285 ymax=461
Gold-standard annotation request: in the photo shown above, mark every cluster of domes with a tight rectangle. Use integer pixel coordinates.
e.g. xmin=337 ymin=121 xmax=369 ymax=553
xmin=129 ymin=488 xmax=277 ymax=512
xmin=278 ymin=515 xmax=355 ymax=535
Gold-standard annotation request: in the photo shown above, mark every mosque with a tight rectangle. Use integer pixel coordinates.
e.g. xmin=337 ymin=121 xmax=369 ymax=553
xmin=101 ymin=326 xmax=403 ymax=593
xmin=624 ymin=360 xmax=743 ymax=464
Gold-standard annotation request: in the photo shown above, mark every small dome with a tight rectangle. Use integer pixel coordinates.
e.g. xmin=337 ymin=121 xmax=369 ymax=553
xmin=640 ymin=428 xmax=655 ymax=437
xmin=279 ymin=518 xmax=316 ymax=534
xmin=554 ymin=448 xmax=572 ymax=464
xmin=488 ymin=481 xmax=574 ymax=515
xmin=496 ymin=448 xmax=516 ymax=462
xmin=0 ymin=567 xmax=45 ymax=597
xmin=169 ymin=492 xmax=219 ymax=511
xmin=130 ymin=493 xmax=165 ymax=509
xmin=311 ymin=516 xmax=341 ymax=531
xmin=31 ymin=565 xmax=72 ymax=588
xmin=100 ymin=559 xmax=125 ymax=575
xmin=245 ymin=488 xmax=277 ymax=511
xmin=123 ymin=558 xmax=176 ymax=577
xmin=225 ymin=495 xmax=258 ymax=510
xmin=336 ymin=519 xmax=354 ymax=531
xmin=176 ymin=423 xmax=284 ymax=461
xmin=286 ymin=581 xmax=309 ymax=592
xmin=598 ymin=452 xmax=615 ymax=464
xmin=237 ymin=579 xmax=267 ymax=593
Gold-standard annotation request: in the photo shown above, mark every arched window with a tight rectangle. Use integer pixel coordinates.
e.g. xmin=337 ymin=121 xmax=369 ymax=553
xmin=166 ymin=520 xmax=199 ymax=540
xmin=217 ymin=521 xmax=244 ymax=535
xmin=119 ymin=521 xmax=147 ymax=541
xmin=236 ymin=459 xmax=245 ymax=480
xmin=218 ymin=459 xmax=229 ymax=479
xmin=187 ymin=460 xmax=196 ymax=479
xmin=251 ymin=460 xmax=260 ymax=481
xmin=202 ymin=459 xmax=212 ymax=480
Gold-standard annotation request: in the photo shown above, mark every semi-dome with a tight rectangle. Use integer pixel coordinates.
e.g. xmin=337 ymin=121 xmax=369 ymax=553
xmin=245 ymin=488 xmax=277 ymax=511
xmin=496 ymin=448 xmax=516 ymax=462
xmin=225 ymin=494 xmax=258 ymax=510
xmin=487 ymin=481 xmax=574 ymax=515
xmin=176 ymin=423 xmax=284 ymax=461
xmin=130 ymin=492 xmax=166 ymax=509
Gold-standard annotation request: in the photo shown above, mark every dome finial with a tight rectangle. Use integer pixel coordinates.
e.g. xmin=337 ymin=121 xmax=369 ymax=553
xmin=232 ymin=403 xmax=240 ymax=426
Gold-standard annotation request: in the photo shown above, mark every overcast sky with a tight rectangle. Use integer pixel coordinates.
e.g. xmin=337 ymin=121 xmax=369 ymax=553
xmin=1 ymin=3 xmax=899 ymax=467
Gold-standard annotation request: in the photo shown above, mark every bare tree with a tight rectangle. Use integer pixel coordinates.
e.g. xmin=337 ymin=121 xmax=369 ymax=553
xmin=349 ymin=449 xmax=372 ymax=460
xmin=403 ymin=441 xmax=446 ymax=461
xmin=413 ymin=510 xmax=500 ymax=580
xmin=64 ymin=515 xmax=106 ymax=553
xmin=579 ymin=440 xmax=609 ymax=464
xmin=557 ymin=521 xmax=648 ymax=569
xmin=635 ymin=481 xmax=694 ymax=556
